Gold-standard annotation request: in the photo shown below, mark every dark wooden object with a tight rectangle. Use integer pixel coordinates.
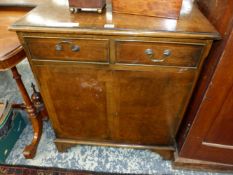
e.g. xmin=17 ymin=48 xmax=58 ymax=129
xmin=31 ymin=83 xmax=49 ymax=121
xmin=112 ymin=0 xmax=183 ymax=19
xmin=11 ymin=66 xmax=42 ymax=159
xmin=176 ymin=0 xmax=233 ymax=168
xmin=69 ymin=0 xmax=106 ymax=13
xmin=0 ymin=6 xmax=46 ymax=159
xmin=10 ymin=0 xmax=219 ymax=159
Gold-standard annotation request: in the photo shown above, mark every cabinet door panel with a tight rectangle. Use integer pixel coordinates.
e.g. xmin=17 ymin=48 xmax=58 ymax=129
xmin=34 ymin=64 xmax=110 ymax=140
xmin=113 ymin=68 xmax=195 ymax=145
xmin=204 ymin=85 xmax=233 ymax=146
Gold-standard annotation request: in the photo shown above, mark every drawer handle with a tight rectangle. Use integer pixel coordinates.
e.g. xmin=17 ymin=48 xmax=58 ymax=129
xmin=55 ymin=41 xmax=80 ymax=52
xmin=145 ymin=49 xmax=171 ymax=63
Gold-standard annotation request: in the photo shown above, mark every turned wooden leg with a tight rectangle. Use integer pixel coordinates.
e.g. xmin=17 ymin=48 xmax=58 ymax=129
xmin=11 ymin=103 xmax=26 ymax=110
xmin=11 ymin=66 xmax=42 ymax=159
xmin=31 ymin=83 xmax=49 ymax=121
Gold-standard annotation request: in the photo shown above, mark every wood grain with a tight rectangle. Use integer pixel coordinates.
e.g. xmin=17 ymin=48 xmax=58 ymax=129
xmin=9 ymin=0 xmax=219 ymax=39
xmin=9 ymin=0 xmax=219 ymax=160
xmin=177 ymin=0 xmax=233 ymax=166
xmin=26 ymin=37 xmax=109 ymax=62
xmin=0 ymin=9 xmax=28 ymax=70
xmin=112 ymin=0 xmax=183 ymax=19
xmin=115 ymin=40 xmax=204 ymax=67
xmin=68 ymin=0 xmax=106 ymax=9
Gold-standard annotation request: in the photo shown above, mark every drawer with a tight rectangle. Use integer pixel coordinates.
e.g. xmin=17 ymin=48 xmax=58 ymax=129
xmin=115 ymin=40 xmax=204 ymax=67
xmin=25 ymin=37 xmax=109 ymax=62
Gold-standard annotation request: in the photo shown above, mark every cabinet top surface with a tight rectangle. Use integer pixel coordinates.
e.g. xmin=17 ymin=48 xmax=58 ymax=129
xmin=6 ymin=0 xmax=219 ymax=39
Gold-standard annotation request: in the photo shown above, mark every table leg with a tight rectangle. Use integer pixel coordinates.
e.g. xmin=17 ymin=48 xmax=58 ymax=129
xmin=31 ymin=83 xmax=49 ymax=121
xmin=11 ymin=66 xmax=42 ymax=159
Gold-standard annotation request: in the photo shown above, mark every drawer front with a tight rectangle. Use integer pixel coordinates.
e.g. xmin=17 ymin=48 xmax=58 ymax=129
xmin=115 ymin=40 xmax=204 ymax=67
xmin=26 ymin=37 xmax=109 ymax=62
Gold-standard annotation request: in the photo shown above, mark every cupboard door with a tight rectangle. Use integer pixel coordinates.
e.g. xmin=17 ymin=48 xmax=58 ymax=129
xmin=203 ymin=87 xmax=233 ymax=147
xmin=178 ymin=29 xmax=233 ymax=165
xmin=113 ymin=68 xmax=196 ymax=145
xmin=34 ymin=64 xmax=110 ymax=141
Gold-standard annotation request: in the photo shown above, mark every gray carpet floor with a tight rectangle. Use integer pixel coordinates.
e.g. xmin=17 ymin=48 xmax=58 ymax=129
xmin=0 ymin=60 xmax=231 ymax=175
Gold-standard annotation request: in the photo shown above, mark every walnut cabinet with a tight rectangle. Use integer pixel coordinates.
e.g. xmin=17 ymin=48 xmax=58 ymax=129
xmin=21 ymin=34 xmax=213 ymax=159
xmin=11 ymin=0 xmax=219 ymax=159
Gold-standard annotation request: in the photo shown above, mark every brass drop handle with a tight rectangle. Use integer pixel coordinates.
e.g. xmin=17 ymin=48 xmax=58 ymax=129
xmin=71 ymin=44 xmax=80 ymax=52
xmin=145 ymin=49 xmax=171 ymax=63
xmin=55 ymin=41 xmax=80 ymax=52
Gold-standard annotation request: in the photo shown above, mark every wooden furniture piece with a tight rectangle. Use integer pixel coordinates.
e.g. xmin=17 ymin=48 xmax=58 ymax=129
xmin=0 ymin=4 xmax=46 ymax=159
xmin=0 ymin=0 xmax=46 ymax=8
xmin=176 ymin=0 xmax=233 ymax=169
xmin=112 ymin=0 xmax=183 ymax=19
xmin=69 ymin=0 xmax=106 ymax=13
xmin=10 ymin=0 xmax=219 ymax=159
